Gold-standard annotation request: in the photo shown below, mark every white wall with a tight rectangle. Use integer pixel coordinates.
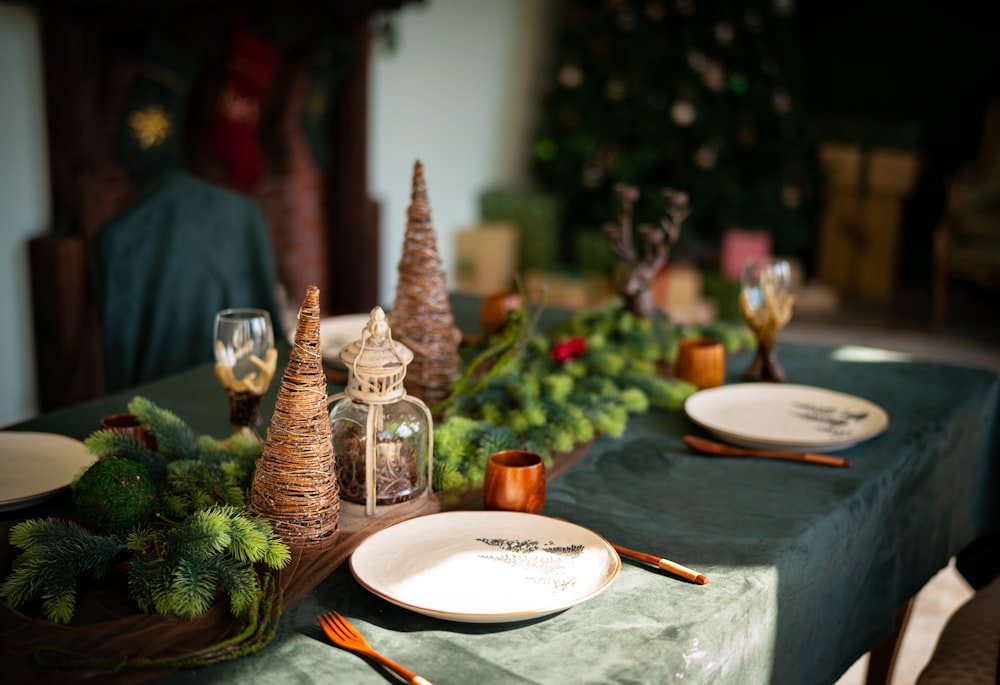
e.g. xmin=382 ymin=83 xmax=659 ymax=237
xmin=0 ymin=0 xmax=554 ymax=425
xmin=370 ymin=0 xmax=555 ymax=306
xmin=0 ymin=5 xmax=47 ymax=427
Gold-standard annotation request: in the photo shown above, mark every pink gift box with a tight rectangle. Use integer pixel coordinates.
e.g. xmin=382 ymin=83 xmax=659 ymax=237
xmin=721 ymin=229 xmax=772 ymax=282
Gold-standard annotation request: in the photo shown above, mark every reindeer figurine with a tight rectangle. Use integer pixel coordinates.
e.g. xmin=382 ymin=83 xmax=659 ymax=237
xmin=602 ymin=183 xmax=689 ymax=319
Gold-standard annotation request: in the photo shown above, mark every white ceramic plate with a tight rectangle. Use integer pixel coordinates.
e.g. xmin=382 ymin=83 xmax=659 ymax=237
xmin=0 ymin=432 xmax=96 ymax=511
xmin=684 ymin=383 xmax=889 ymax=452
xmin=349 ymin=511 xmax=621 ymax=623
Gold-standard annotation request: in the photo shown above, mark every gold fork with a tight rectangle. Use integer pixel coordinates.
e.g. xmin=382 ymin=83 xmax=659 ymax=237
xmin=317 ymin=611 xmax=433 ymax=685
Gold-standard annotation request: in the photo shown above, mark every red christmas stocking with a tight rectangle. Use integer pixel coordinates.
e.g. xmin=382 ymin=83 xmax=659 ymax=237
xmin=208 ymin=28 xmax=277 ymax=190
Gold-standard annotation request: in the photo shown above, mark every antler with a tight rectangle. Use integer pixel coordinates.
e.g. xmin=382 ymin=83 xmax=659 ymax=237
xmin=662 ymin=188 xmax=689 ymax=246
xmin=602 ymin=183 xmax=642 ymax=262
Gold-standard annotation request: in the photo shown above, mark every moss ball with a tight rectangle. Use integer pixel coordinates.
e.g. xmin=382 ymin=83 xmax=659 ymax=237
xmin=71 ymin=457 xmax=158 ymax=531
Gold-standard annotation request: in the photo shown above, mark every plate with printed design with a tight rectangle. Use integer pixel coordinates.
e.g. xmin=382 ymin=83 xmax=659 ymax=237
xmin=349 ymin=511 xmax=621 ymax=622
xmin=684 ymin=383 xmax=889 ymax=453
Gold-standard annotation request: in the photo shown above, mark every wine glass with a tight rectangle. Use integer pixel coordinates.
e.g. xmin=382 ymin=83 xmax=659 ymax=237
xmin=213 ymin=308 xmax=277 ymax=439
xmin=739 ymin=257 xmax=795 ymax=382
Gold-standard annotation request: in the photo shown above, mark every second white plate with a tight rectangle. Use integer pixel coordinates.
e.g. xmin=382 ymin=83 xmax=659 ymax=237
xmin=349 ymin=511 xmax=621 ymax=623
xmin=287 ymin=313 xmax=370 ymax=367
xmin=684 ymin=383 xmax=889 ymax=452
xmin=0 ymin=432 xmax=96 ymax=512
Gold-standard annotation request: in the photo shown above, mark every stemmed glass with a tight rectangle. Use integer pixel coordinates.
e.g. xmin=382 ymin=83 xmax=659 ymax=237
xmin=739 ymin=257 xmax=795 ymax=382
xmin=213 ymin=308 xmax=277 ymax=439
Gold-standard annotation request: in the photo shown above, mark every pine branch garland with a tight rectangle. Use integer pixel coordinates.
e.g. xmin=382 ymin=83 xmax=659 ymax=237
xmin=3 ymin=459 xmax=289 ymax=626
xmin=430 ymin=300 xmax=751 ymax=493
xmin=1 ymin=400 xmax=293 ymax=682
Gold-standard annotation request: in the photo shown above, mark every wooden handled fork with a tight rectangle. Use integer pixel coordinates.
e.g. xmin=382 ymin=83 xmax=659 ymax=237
xmin=317 ymin=611 xmax=433 ymax=685
xmin=683 ymin=435 xmax=851 ymax=468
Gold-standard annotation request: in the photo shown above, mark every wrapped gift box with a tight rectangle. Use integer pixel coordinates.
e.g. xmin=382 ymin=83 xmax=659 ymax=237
xmin=816 ymin=143 xmax=920 ymax=301
xmin=523 ymin=270 xmax=613 ymax=310
xmin=651 ymin=261 xmax=717 ymax=325
xmin=719 ymin=229 xmax=773 ymax=282
xmin=453 ymin=222 xmax=520 ymax=295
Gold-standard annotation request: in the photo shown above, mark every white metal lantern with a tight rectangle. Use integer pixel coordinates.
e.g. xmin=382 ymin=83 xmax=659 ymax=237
xmin=328 ymin=307 xmax=433 ymax=523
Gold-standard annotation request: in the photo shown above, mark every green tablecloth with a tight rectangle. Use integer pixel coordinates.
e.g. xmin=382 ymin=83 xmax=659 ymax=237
xmin=5 ymin=334 xmax=999 ymax=684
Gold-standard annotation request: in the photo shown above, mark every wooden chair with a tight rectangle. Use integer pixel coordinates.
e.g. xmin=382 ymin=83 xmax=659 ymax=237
xmin=933 ymin=95 xmax=1000 ymax=328
xmin=915 ymin=573 xmax=1000 ymax=684
xmin=863 ymin=599 xmax=915 ymax=685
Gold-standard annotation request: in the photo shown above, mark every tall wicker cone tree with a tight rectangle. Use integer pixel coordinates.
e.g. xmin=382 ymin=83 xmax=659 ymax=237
xmin=391 ymin=160 xmax=461 ymax=408
xmin=249 ymin=285 xmax=340 ymax=548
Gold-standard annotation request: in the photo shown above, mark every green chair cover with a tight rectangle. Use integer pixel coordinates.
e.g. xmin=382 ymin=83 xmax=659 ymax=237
xmin=93 ymin=172 xmax=284 ymax=392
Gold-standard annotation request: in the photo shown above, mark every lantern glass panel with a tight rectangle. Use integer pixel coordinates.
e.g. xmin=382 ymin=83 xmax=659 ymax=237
xmin=330 ymin=398 xmax=429 ymax=506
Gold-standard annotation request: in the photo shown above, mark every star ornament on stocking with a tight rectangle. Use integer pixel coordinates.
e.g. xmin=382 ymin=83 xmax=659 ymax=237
xmin=128 ymin=104 xmax=172 ymax=150
xmin=113 ymin=33 xmax=198 ymax=179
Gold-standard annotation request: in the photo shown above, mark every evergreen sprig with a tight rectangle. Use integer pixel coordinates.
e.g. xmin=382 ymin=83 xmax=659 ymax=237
xmin=432 ymin=293 xmax=547 ymax=415
xmin=128 ymin=396 xmax=200 ymax=460
xmin=127 ymin=506 xmax=290 ymax=621
xmin=161 ymin=456 xmax=250 ymax=519
xmin=0 ymin=518 xmax=128 ymax=624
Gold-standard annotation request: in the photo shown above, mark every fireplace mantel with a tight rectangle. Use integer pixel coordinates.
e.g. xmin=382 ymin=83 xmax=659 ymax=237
xmin=16 ymin=0 xmax=419 ymax=410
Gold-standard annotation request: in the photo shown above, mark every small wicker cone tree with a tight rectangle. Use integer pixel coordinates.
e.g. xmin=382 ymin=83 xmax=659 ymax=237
xmin=249 ymin=285 xmax=339 ymax=548
xmin=390 ymin=160 xmax=461 ymax=409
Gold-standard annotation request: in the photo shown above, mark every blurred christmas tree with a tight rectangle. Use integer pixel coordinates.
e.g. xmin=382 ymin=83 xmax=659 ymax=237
xmin=531 ymin=0 xmax=821 ymax=271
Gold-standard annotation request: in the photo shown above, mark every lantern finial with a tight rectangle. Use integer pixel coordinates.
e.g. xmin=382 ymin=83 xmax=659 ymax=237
xmin=339 ymin=306 xmax=413 ymax=404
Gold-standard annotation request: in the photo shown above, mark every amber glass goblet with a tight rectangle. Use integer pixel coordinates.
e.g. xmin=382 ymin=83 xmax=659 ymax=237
xmin=739 ymin=258 xmax=795 ymax=382
xmin=213 ymin=308 xmax=277 ymax=440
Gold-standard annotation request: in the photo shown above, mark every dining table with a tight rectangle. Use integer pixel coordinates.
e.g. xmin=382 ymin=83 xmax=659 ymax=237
xmin=2 ymin=294 xmax=998 ymax=685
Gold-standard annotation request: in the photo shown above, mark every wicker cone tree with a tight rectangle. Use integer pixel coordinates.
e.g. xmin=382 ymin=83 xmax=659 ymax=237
xmin=249 ymin=285 xmax=339 ymax=548
xmin=390 ymin=160 xmax=461 ymax=409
